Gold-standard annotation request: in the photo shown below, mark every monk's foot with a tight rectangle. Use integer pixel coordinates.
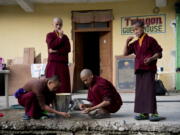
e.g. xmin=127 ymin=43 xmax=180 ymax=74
xmin=149 ymin=114 xmax=166 ymax=122
xmin=22 ymin=114 xmax=31 ymax=120
xmin=93 ymin=113 xmax=111 ymax=119
xmin=39 ymin=112 xmax=51 ymax=120
xmin=40 ymin=115 xmax=49 ymax=120
xmin=88 ymin=109 xmax=98 ymax=117
xmin=135 ymin=113 xmax=149 ymax=120
xmin=89 ymin=109 xmax=111 ymax=119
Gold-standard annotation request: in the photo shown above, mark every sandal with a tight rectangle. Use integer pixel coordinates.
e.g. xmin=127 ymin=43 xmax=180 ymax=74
xmin=149 ymin=114 xmax=166 ymax=122
xmin=135 ymin=113 xmax=149 ymax=120
xmin=23 ymin=114 xmax=31 ymax=120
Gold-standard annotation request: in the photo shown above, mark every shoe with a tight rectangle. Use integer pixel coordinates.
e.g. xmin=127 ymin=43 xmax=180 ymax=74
xmin=40 ymin=112 xmax=50 ymax=119
xmin=23 ymin=114 xmax=31 ymax=120
xmin=40 ymin=116 xmax=49 ymax=120
xmin=92 ymin=113 xmax=111 ymax=119
xmin=88 ymin=110 xmax=98 ymax=117
xmin=135 ymin=114 xmax=149 ymax=120
xmin=149 ymin=114 xmax=166 ymax=122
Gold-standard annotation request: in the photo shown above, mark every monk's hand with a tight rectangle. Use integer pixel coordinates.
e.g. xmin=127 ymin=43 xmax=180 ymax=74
xmin=79 ymin=104 xmax=86 ymax=110
xmin=126 ymin=36 xmax=134 ymax=44
xmin=49 ymin=48 xmax=58 ymax=54
xmin=58 ymin=29 xmax=64 ymax=38
xmin=82 ymin=107 xmax=93 ymax=114
xmin=144 ymin=57 xmax=153 ymax=65
xmin=60 ymin=112 xmax=71 ymax=118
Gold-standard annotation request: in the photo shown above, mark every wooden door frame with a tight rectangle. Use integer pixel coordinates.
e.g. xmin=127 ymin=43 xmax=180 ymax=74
xmin=71 ymin=12 xmax=113 ymax=91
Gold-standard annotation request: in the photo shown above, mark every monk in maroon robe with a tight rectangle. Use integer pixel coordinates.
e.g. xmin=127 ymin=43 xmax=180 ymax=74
xmin=15 ymin=75 xmax=70 ymax=120
xmin=45 ymin=17 xmax=71 ymax=93
xmin=79 ymin=69 xmax=122 ymax=119
xmin=123 ymin=20 xmax=163 ymax=121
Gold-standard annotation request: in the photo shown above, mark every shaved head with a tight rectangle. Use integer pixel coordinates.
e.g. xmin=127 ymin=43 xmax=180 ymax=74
xmin=133 ymin=20 xmax=144 ymax=28
xmin=80 ymin=69 xmax=94 ymax=86
xmin=53 ymin=17 xmax=63 ymax=31
xmin=53 ymin=17 xmax=63 ymax=24
xmin=47 ymin=75 xmax=60 ymax=92
xmin=80 ymin=69 xmax=93 ymax=78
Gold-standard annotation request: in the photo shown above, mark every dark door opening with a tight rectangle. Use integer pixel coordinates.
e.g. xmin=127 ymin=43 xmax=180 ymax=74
xmin=83 ymin=32 xmax=100 ymax=76
xmin=74 ymin=32 xmax=100 ymax=90
xmin=73 ymin=31 xmax=112 ymax=91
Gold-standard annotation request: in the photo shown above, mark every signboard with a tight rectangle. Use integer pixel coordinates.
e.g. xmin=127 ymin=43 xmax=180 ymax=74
xmin=115 ymin=56 xmax=135 ymax=91
xmin=121 ymin=14 xmax=166 ymax=35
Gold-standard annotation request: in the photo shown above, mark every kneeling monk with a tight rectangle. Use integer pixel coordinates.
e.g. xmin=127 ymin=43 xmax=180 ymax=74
xmin=79 ymin=69 xmax=123 ymax=119
xmin=14 ymin=75 xmax=70 ymax=120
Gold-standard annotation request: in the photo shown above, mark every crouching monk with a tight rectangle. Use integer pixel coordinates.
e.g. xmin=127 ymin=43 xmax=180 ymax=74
xmin=14 ymin=75 xmax=70 ymax=120
xmin=79 ymin=69 xmax=123 ymax=119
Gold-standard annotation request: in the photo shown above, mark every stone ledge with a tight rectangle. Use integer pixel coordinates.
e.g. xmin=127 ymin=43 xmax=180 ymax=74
xmin=0 ymin=119 xmax=180 ymax=134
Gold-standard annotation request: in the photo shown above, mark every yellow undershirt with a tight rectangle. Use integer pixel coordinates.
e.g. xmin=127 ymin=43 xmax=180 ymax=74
xmin=55 ymin=31 xmax=59 ymax=37
xmin=138 ymin=33 xmax=146 ymax=46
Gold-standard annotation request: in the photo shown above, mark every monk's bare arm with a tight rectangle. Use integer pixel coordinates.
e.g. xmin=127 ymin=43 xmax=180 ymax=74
xmin=91 ymin=100 xmax=110 ymax=110
xmin=36 ymin=93 xmax=70 ymax=118
xmin=144 ymin=52 xmax=162 ymax=65
xmin=82 ymin=101 xmax=110 ymax=113
xmin=152 ymin=52 xmax=162 ymax=59
xmin=43 ymin=105 xmax=70 ymax=118
xmin=84 ymin=104 xmax=93 ymax=107
xmin=48 ymin=48 xmax=58 ymax=53
xmin=79 ymin=104 xmax=92 ymax=110
xmin=123 ymin=41 xmax=129 ymax=56
xmin=123 ymin=36 xmax=134 ymax=56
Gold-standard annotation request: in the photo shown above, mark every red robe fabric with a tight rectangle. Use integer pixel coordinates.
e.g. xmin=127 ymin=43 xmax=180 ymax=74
xmin=18 ymin=92 xmax=43 ymax=118
xmin=127 ymin=34 xmax=163 ymax=114
xmin=127 ymin=34 xmax=163 ymax=73
xmin=45 ymin=31 xmax=71 ymax=93
xmin=87 ymin=76 xmax=123 ymax=113
xmin=17 ymin=79 xmax=55 ymax=118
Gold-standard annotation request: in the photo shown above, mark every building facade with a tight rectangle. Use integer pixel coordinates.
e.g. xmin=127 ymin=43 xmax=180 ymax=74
xmin=0 ymin=0 xmax=179 ymax=91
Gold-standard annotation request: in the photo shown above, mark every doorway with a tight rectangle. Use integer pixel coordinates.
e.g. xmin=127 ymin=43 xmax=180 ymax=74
xmin=73 ymin=31 xmax=112 ymax=91
xmin=82 ymin=32 xmax=100 ymax=76
xmin=72 ymin=10 xmax=113 ymax=91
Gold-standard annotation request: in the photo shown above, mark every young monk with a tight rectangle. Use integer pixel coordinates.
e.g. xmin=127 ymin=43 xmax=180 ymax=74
xmin=79 ymin=69 xmax=123 ymax=119
xmin=45 ymin=17 xmax=71 ymax=93
xmin=123 ymin=20 xmax=163 ymax=121
xmin=14 ymin=75 xmax=70 ymax=120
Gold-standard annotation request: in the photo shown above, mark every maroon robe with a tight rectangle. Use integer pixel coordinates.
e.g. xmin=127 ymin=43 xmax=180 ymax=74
xmin=127 ymin=34 xmax=163 ymax=73
xmin=45 ymin=31 xmax=71 ymax=93
xmin=17 ymin=79 xmax=55 ymax=118
xmin=127 ymin=34 xmax=163 ymax=114
xmin=87 ymin=76 xmax=123 ymax=113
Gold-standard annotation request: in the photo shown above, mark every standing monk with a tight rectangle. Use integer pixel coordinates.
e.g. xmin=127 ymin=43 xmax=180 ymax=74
xmin=45 ymin=17 xmax=71 ymax=93
xmin=123 ymin=20 xmax=163 ymax=121
xmin=14 ymin=75 xmax=70 ymax=120
xmin=79 ymin=69 xmax=122 ymax=119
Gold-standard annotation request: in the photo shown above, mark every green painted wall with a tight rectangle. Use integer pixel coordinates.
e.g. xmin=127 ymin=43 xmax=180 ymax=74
xmin=176 ymin=14 xmax=180 ymax=90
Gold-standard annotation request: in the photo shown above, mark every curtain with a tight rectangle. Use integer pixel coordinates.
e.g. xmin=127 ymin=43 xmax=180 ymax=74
xmin=72 ymin=10 xmax=113 ymax=23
